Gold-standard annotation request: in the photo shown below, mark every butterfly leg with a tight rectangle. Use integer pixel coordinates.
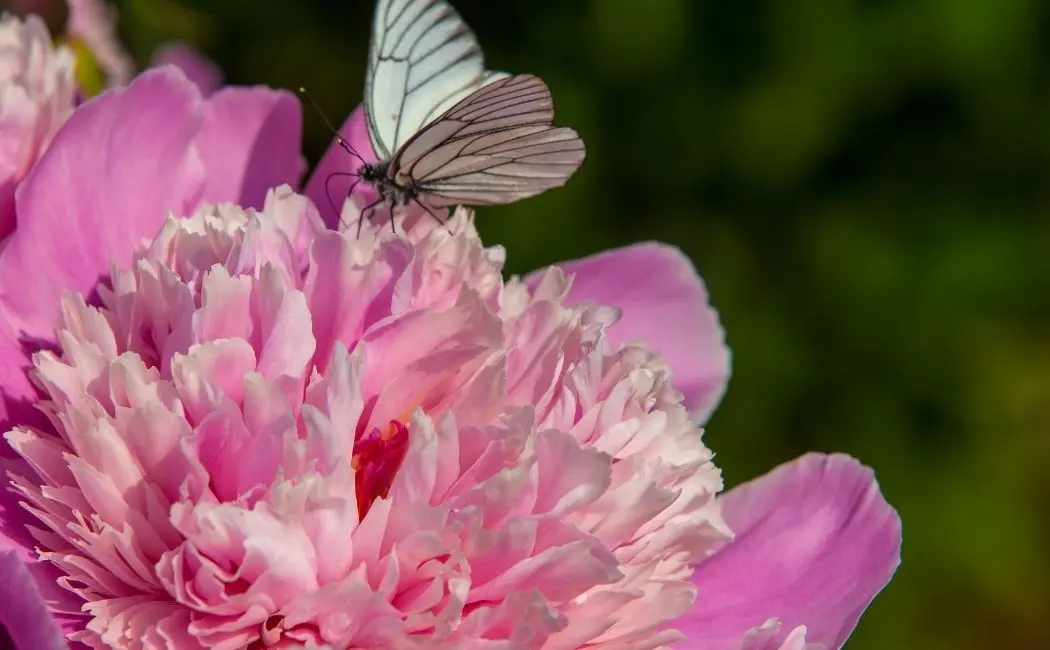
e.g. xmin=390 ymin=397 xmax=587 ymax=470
xmin=411 ymin=198 xmax=452 ymax=234
xmin=357 ymin=197 xmax=387 ymax=239
xmin=324 ymin=172 xmax=363 ymax=229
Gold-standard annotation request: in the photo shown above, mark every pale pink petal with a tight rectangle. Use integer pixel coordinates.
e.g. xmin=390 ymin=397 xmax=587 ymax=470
xmin=0 ymin=550 xmax=68 ymax=649
xmin=302 ymin=105 xmax=376 ymax=229
xmin=0 ymin=66 xmax=204 ymax=344
xmin=679 ymin=453 xmax=901 ymax=650
xmin=150 ymin=42 xmax=223 ymax=97
xmin=527 ymin=242 xmax=730 ymax=422
xmin=700 ymin=619 xmax=821 ymax=650
xmin=195 ymin=86 xmax=306 ymax=210
xmin=65 ymin=0 xmax=134 ymax=86
xmin=304 ymin=230 xmax=413 ymax=373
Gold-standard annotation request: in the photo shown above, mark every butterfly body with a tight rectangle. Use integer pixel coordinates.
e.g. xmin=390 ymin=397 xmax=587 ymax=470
xmin=358 ymin=161 xmax=419 ymax=208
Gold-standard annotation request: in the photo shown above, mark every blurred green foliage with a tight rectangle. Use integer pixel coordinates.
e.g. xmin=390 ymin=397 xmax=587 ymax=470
xmin=46 ymin=0 xmax=1050 ymax=647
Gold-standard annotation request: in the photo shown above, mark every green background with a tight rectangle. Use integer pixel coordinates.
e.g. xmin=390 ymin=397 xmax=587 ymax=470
xmin=33 ymin=0 xmax=1050 ymax=648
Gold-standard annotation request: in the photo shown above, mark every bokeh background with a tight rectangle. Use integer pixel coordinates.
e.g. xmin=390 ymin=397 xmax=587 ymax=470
xmin=14 ymin=0 xmax=1050 ymax=648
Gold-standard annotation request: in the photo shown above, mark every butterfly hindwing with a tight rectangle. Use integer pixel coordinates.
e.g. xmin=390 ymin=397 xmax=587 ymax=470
xmin=388 ymin=75 xmax=586 ymax=207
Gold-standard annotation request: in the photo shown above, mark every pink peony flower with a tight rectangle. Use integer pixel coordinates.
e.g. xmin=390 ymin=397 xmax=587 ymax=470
xmin=0 ymin=12 xmax=77 ymax=239
xmin=0 ymin=61 xmax=900 ymax=650
xmin=3 ymin=183 xmax=735 ymax=647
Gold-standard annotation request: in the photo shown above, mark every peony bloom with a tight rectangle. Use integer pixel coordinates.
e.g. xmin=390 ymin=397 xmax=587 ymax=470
xmin=4 ymin=183 xmax=737 ymax=647
xmin=0 ymin=46 xmax=900 ymax=650
xmin=0 ymin=12 xmax=77 ymax=239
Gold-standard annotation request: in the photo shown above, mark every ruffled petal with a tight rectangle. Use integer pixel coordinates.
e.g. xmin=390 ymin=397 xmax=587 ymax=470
xmin=527 ymin=242 xmax=730 ymax=421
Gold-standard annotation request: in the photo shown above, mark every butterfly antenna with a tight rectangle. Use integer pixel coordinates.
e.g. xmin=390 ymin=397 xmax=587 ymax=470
xmin=298 ymin=86 xmax=366 ymax=165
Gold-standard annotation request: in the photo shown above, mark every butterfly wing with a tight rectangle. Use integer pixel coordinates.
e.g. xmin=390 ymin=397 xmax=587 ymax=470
xmin=365 ymin=0 xmax=509 ymax=160
xmin=389 ymin=74 xmax=586 ymax=207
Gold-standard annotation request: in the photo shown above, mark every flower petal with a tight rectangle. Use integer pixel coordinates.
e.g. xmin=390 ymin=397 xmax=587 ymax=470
xmin=303 ymin=105 xmax=377 ymax=229
xmin=0 ymin=66 xmax=204 ymax=345
xmin=679 ymin=453 xmax=901 ymax=650
xmin=195 ymin=85 xmax=306 ymax=210
xmin=65 ymin=0 xmax=134 ymax=87
xmin=150 ymin=42 xmax=223 ymax=97
xmin=0 ymin=550 xmax=68 ymax=650
xmin=527 ymin=242 xmax=730 ymax=421
xmin=0 ymin=322 xmax=44 ymax=429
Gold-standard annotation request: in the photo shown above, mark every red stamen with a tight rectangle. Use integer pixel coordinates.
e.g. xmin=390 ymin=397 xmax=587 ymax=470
xmin=351 ymin=420 xmax=410 ymax=519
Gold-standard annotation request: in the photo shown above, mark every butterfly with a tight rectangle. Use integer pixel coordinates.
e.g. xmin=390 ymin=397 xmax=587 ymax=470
xmin=315 ymin=0 xmax=587 ymax=235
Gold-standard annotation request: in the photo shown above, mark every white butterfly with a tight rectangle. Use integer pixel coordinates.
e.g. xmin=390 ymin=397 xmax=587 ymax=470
xmin=329 ymin=0 xmax=587 ymax=233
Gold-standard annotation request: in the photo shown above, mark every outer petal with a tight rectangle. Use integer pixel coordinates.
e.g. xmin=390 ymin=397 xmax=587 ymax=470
xmin=0 ymin=550 xmax=68 ymax=650
xmin=0 ymin=66 xmax=204 ymax=345
xmin=679 ymin=453 xmax=901 ymax=650
xmin=303 ymin=105 xmax=377 ymax=229
xmin=526 ymin=242 xmax=730 ymax=421
xmin=150 ymin=42 xmax=223 ymax=97
xmin=196 ymin=86 xmax=306 ymax=209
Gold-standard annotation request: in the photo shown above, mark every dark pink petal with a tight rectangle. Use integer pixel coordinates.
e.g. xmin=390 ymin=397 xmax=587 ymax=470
xmin=0 ymin=323 xmax=42 ymax=429
xmin=679 ymin=453 xmax=901 ymax=650
xmin=0 ymin=455 xmax=42 ymax=550
xmin=303 ymin=105 xmax=377 ymax=229
xmin=0 ymin=550 xmax=67 ymax=649
xmin=0 ymin=66 xmax=204 ymax=345
xmin=527 ymin=242 xmax=730 ymax=421
xmin=150 ymin=42 xmax=223 ymax=97
xmin=195 ymin=86 xmax=305 ymax=210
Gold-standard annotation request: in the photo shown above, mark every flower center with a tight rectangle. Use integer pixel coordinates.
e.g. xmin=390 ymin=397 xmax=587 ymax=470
xmin=351 ymin=419 xmax=410 ymax=519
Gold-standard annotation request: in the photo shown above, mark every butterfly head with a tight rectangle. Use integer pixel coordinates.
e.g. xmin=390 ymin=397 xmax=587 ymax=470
xmin=358 ymin=161 xmax=387 ymax=182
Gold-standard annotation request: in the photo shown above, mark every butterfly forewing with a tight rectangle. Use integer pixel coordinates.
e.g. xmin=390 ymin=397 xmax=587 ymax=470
xmin=366 ymin=0 xmax=509 ymax=158
xmin=388 ymin=74 xmax=586 ymax=207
